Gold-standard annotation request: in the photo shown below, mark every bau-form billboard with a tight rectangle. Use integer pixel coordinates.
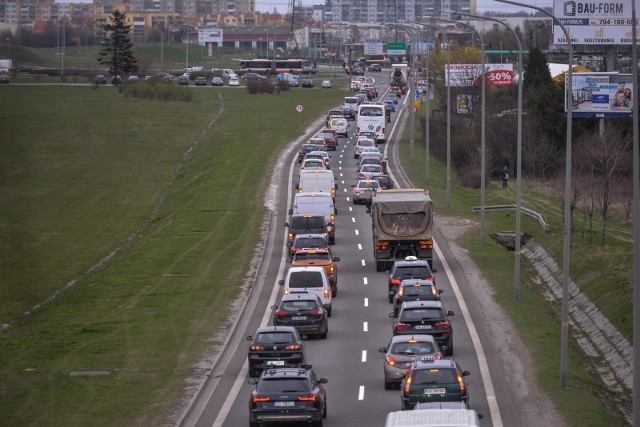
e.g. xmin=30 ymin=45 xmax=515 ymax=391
xmin=566 ymin=73 xmax=634 ymax=114
xmin=553 ymin=0 xmax=640 ymax=45
xmin=444 ymin=64 xmax=514 ymax=87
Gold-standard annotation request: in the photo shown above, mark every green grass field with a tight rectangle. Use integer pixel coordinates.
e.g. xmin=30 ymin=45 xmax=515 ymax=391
xmin=0 ymin=84 xmax=346 ymax=426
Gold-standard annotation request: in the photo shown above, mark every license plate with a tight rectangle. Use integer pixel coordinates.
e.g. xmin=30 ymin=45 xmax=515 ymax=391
xmin=274 ymin=401 xmax=295 ymax=407
xmin=292 ymin=316 xmax=307 ymax=320
xmin=424 ymin=388 xmax=446 ymax=395
xmin=266 ymin=360 xmax=285 ymax=366
xmin=414 ymin=325 xmax=432 ymax=330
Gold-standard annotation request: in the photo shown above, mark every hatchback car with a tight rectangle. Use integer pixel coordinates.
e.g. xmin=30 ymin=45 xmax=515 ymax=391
xmin=246 ymin=326 xmax=305 ymax=377
xmin=392 ymin=279 xmax=443 ymax=317
xmin=387 ymin=93 xmax=399 ymax=104
xmin=300 ymin=158 xmax=327 ymax=171
xmin=359 ymin=152 xmax=387 ymax=172
xmin=357 ymin=131 xmax=378 ymax=143
xmin=357 ymin=157 xmax=385 ymax=174
xmin=314 ymin=130 xmax=338 ymax=151
xmin=298 ymin=142 xmax=327 ymax=163
xmin=228 ymin=76 xmax=240 ymax=86
xmin=243 ymin=72 xmax=266 ymax=81
xmin=290 ymin=233 xmax=329 ymax=257
xmin=308 ymin=151 xmax=331 ymax=169
xmin=248 ymin=365 xmax=327 ymax=426
xmin=400 ymin=358 xmax=470 ymax=409
xmin=392 ymin=300 xmax=454 ymax=355
xmin=178 ymin=74 xmax=189 ymax=86
xmin=272 ymin=292 xmax=329 ymax=339
xmin=352 ymin=179 xmax=380 ymax=204
xmin=302 ymin=79 xmax=314 ymax=88
xmin=321 ymin=80 xmax=332 ymax=88
xmin=378 ymin=334 xmax=443 ymax=389
xmin=384 ymin=99 xmax=396 ymax=112
xmin=354 ymin=138 xmax=377 ymax=158
xmin=368 ymin=63 xmax=383 ymax=72
xmin=387 ymin=256 xmax=435 ymax=301
xmin=211 ymin=76 xmax=223 ymax=86
xmin=342 ymin=106 xmax=357 ymax=121
xmin=373 ymin=174 xmax=394 ymax=190
xmin=357 ymin=164 xmax=385 ymax=180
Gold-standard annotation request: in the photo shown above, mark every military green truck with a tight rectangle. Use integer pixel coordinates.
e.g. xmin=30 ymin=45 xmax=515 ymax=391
xmin=371 ymin=189 xmax=434 ymax=271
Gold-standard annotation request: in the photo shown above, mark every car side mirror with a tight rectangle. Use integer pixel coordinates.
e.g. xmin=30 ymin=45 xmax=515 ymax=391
xmin=440 ymin=345 xmax=449 ymax=354
xmin=248 ymin=379 xmax=258 ymax=385
xmin=319 ymin=378 xmax=328 ymax=384
xmin=278 ymin=279 xmax=285 ymax=286
xmin=351 ymin=184 xmax=356 ymax=188
xmin=388 ymin=312 xmax=396 ymax=318
xmin=288 ymin=208 xmax=293 ymax=215
xmin=271 ymin=305 xmax=278 ymax=310
xmin=447 ymin=310 xmax=454 ymax=316
xmin=284 ymin=222 xmax=289 ymax=227
xmin=295 ymin=184 xmax=299 ymax=190
xmin=335 ymin=184 xmax=339 ymax=190
xmin=438 ymin=289 xmax=444 ymax=294
xmin=333 ymin=256 xmax=340 ymax=262
xmin=385 ymin=270 xmax=390 ymax=274
xmin=378 ymin=347 xmax=387 ymax=353
xmin=462 ymin=370 xmax=470 ymax=376
xmin=246 ymin=336 xmax=253 ymax=340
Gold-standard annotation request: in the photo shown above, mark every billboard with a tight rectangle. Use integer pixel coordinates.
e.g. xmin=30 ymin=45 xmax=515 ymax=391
xmin=386 ymin=42 xmax=407 ymax=55
xmin=445 ymin=64 xmax=514 ymax=87
xmin=553 ymin=0 xmax=640 ymax=45
xmin=566 ymin=73 xmax=634 ymax=114
xmin=198 ymin=28 xmax=223 ymax=45
xmin=364 ymin=42 xmax=384 ymax=55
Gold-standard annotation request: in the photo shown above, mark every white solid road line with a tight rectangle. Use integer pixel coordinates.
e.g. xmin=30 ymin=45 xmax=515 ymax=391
xmin=434 ymin=241 xmax=504 ymax=427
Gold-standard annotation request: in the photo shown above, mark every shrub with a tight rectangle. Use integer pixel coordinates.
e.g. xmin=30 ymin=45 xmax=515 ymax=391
xmin=122 ymin=81 xmax=192 ymax=102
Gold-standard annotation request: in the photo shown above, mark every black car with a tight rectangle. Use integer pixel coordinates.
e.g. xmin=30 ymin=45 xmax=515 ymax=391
xmin=351 ymin=66 xmax=365 ymax=75
xmin=373 ymin=174 xmax=394 ymax=190
xmin=178 ymin=75 xmax=189 ymax=86
xmin=248 ymin=365 xmax=327 ymax=426
xmin=95 ymin=74 xmax=107 ymax=84
xmin=314 ymin=131 xmax=338 ymax=151
xmin=246 ymin=326 xmax=305 ymax=378
xmin=302 ymin=79 xmax=314 ymax=88
xmin=0 ymin=74 xmax=10 ymax=84
xmin=243 ymin=72 xmax=266 ymax=81
xmin=285 ymin=214 xmax=329 ymax=247
xmin=400 ymin=358 xmax=469 ymax=409
xmin=392 ymin=279 xmax=443 ymax=316
xmin=298 ymin=143 xmax=327 ymax=163
xmin=342 ymin=106 xmax=356 ymax=121
xmin=392 ymin=300 xmax=454 ymax=355
xmin=368 ymin=63 xmax=382 ymax=72
xmin=387 ymin=256 xmax=435 ymax=302
xmin=272 ymin=293 xmax=329 ymax=339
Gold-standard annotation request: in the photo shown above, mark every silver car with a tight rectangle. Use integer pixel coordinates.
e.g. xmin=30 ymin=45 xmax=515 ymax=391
xmin=378 ymin=334 xmax=443 ymax=389
xmin=352 ymin=179 xmax=380 ymax=204
xmin=357 ymin=164 xmax=384 ymax=180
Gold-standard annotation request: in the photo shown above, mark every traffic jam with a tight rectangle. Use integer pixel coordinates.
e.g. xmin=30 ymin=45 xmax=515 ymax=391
xmin=244 ymin=68 xmax=485 ymax=427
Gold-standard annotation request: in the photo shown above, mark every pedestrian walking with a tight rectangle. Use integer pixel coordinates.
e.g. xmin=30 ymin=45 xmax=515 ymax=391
xmin=501 ymin=166 xmax=509 ymax=189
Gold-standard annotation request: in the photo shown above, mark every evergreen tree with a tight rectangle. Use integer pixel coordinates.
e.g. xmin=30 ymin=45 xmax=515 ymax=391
xmin=523 ymin=47 xmax=553 ymax=95
xmin=97 ymin=10 xmax=138 ymax=83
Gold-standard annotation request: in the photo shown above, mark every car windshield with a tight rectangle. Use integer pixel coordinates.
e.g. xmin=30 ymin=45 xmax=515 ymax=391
xmin=281 ymin=300 xmax=318 ymax=311
xmin=400 ymin=308 xmax=444 ymax=321
xmin=293 ymin=237 xmax=326 ymax=249
xmin=288 ymin=271 xmax=325 ymax=288
xmin=391 ymin=341 xmax=436 ymax=355
xmin=255 ymin=331 xmax=295 ymax=344
xmin=290 ymin=217 xmax=326 ymax=230
xmin=401 ymin=285 xmax=434 ymax=297
xmin=412 ymin=369 xmax=457 ymax=385
xmin=257 ymin=378 xmax=310 ymax=393
xmin=395 ymin=266 xmax=432 ymax=278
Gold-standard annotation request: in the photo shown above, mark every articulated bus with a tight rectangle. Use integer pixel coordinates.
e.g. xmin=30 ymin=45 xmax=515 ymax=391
xmin=238 ymin=59 xmax=310 ymax=75
xmin=364 ymin=54 xmax=390 ymax=66
xmin=356 ymin=103 xmax=386 ymax=143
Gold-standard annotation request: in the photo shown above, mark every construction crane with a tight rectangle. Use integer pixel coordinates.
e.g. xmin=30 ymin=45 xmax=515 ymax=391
xmin=287 ymin=0 xmax=302 ymax=50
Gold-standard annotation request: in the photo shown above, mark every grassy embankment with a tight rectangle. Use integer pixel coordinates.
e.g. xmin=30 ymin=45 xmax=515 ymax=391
xmin=398 ymin=105 xmax=631 ymax=426
xmin=0 ymin=84 xmax=346 ymax=426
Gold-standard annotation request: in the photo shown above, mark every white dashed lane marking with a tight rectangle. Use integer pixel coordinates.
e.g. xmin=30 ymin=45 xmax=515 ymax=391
xmin=361 ymin=350 xmax=367 ymax=362
xmin=361 ymin=259 xmax=366 ymax=266
xmin=358 ymin=243 xmax=362 ymax=250
xmin=364 ymin=297 xmax=368 ymax=306
xmin=352 ymin=217 xmax=356 ymax=223
xmin=363 ymin=277 xmax=368 ymax=285
xmin=355 ymin=230 xmax=359 ymax=235
xmin=358 ymin=386 xmax=365 ymax=400
xmin=363 ymin=322 xmax=368 ymax=332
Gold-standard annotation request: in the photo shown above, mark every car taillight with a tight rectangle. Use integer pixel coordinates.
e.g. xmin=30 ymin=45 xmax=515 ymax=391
xmin=252 ymin=395 xmax=270 ymax=403
xmin=457 ymin=372 xmax=465 ymax=392
xmin=355 ymin=189 xmax=360 ymax=195
xmin=284 ymin=289 xmax=290 ymax=295
xmin=275 ymin=311 xmax=288 ymax=318
xmin=404 ymin=373 xmax=413 ymax=394
xmin=431 ymin=287 xmax=438 ymax=296
xmin=435 ymin=321 xmax=450 ymax=330
xmin=324 ymin=289 xmax=330 ymax=299
xmin=382 ymin=128 xmax=386 ymax=135
xmin=375 ymin=242 xmax=389 ymax=250
xmin=330 ymin=214 xmax=335 ymax=222
xmin=298 ymin=395 xmax=316 ymax=402
xmin=359 ymin=173 xmax=365 ymax=178
xmin=398 ymin=287 xmax=404 ymax=296
xmin=250 ymin=345 xmax=265 ymax=351
xmin=356 ymin=127 xmax=360 ymax=133
xmin=385 ymin=355 xmax=397 ymax=366
xmin=310 ymin=309 xmax=322 ymax=316
xmin=285 ymin=344 xmax=300 ymax=350
xmin=419 ymin=240 xmax=433 ymax=249
xmin=390 ymin=278 xmax=402 ymax=286
xmin=395 ymin=323 xmax=411 ymax=332
xmin=288 ymin=233 xmax=294 ymax=241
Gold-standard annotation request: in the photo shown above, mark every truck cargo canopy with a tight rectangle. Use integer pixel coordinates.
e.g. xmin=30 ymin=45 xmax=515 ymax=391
xmin=373 ymin=190 xmax=434 ymax=239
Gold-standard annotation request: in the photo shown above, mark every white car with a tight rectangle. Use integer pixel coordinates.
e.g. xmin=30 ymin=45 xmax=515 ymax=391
xmin=321 ymin=80 xmax=332 ymax=88
xmin=228 ymin=76 xmax=240 ymax=86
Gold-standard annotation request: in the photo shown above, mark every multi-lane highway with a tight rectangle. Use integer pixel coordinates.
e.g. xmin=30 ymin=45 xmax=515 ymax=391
xmin=178 ymin=73 xmax=533 ymax=427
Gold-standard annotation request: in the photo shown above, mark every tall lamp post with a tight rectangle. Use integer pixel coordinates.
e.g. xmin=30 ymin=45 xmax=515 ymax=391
xmin=495 ymin=0 xmax=574 ymax=389
xmin=453 ymin=9 xmax=524 ymax=300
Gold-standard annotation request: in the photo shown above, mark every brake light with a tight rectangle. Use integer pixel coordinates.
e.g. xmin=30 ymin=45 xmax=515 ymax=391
xmin=298 ymin=395 xmax=316 ymax=402
xmin=288 ymin=233 xmax=294 ymax=241
xmin=355 ymin=189 xmax=361 ymax=195
xmin=324 ymin=288 xmax=330 ymax=299
xmin=310 ymin=309 xmax=322 ymax=316
xmin=404 ymin=373 xmax=413 ymax=394
xmin=356 ymin=127 xmax=360 ymax=133
xmin=398 ymin=287 xmax=404 ymax=296
xmin=330 ymin=214 xmax=335 ymax=222
xmin=275 ymin=311 xmax=288 ymax=318
xmin=390 ymin=278 xmax=402 ymax=286
xmin=252 ymin=395 xmax=270 ymax=403
xmin=329 ymin=266 xmax=335 ymax=273
xmin=395 ymin=323 xmax=411 ymax=332
xmin=419 ymin=240 xmax=433 ymax=249
xmin=457 ymin=372 xmax=465 ymax=393
xmin=285 ymin=344 xmax=300 ymax=350
xmin=435 ymin=321 xmax=450 ymax=330
xmin=359 ymin=173 xmax=365 ymax=178
xmin=250 ymin=345 xmax=265 ymax=351
xmin=385 ymin=355 xmax=397 ymax=366
xmin=382 ymin=128 xmax=386 ymax=135
xmin=375 ymin=242 xmax=389 ymax=251
xmin=284 ymin=289 xmax=290 ymax=295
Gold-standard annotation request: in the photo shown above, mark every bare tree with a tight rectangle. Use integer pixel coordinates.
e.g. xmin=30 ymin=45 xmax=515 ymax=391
xmin=522 ymin=120 xmax=561 ymax=178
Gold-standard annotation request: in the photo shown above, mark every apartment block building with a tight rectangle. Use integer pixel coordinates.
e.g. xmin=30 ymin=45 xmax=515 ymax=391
xmin=325 ymin=0 xmax=474 ymax=24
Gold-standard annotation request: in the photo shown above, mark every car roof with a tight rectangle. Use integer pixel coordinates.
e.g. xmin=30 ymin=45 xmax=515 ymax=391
xmin=357 ymin=179 xmax=380 ymax=186
xmin=254 ymin=325 xmax=298 ymax=334
xmin=399 ymin=279 xmax=435 ymax=287
xmin=393 ymin=258 xmax=430 ymax=267
xmin=261 ymin=366 xmax=314 ymax=379
xmin=401 ymin=300 xmax=444 ymax=310
xmin=280 ymin=292 xmax=323 ymax=302
xmin=288 ymin=266 xmax=327 ymax=273
xmin=294 ymin=233 xmax=327 ymax=240
xmin=294 ymin=248 xmax=330 ymax=255
xmin=412 ymin=358 xmax=458 ymax=370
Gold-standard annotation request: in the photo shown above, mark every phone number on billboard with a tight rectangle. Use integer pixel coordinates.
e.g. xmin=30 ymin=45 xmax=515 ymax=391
xmin=591 ymin=18 xmax=639 ymax=25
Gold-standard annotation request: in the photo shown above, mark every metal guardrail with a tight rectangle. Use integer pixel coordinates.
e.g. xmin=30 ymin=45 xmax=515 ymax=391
xmin=471 ymin=204 xmax=550 ymax=232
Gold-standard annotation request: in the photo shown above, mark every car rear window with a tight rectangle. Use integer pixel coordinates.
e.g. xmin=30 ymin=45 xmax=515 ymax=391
xmin=291 ymin=217 xmax=326 ymax=230
xmin=412 ymin=369 xmax=457 ymax=385
xmin=391 ymin=341 xmax=436 ymax=355
xmin=281 ymin=300 xmax=318 ymax=311
xmin=401 ymin=285 xmax=434 ymax=297
xmin=255 ymin=331 xmax=295 ymax=344
xmin=288 ymin=271 xmax=325 ymax=288
xmin=358 ymin=140 xmax=375 ymax=147
xmin=358 ymin=181 xmax=379 ymax=189
xmin=294 ymin=252 xmax=330 ymax=261
xmin=400 ymin=308 xmax=444 ymax=321
xmin=395 ymin=266 xmax=432 ymax=278
xmin=293 ymin=237 xmax=326 ymax=249
xmin=257 ymin=378 xmax=310 ymax=392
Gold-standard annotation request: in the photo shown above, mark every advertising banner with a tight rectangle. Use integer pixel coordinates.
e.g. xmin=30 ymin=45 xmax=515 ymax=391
xmin=364 ymin=42 xmax=384 ymax=55
xmin=567 ymin=73 xmax=634 ymax=114
xmin=553 ymin=0 xmax=640 ymax=45
xmin=445 ymin=64 xmax=514 ymax=87
xmin=457 ymin=95 xmax=473 ymax=114
xmin=199 ymin=28 xmax=223 ymax=45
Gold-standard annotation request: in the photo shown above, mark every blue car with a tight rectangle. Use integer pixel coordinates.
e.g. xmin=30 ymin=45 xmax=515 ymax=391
xmin=384 ymin=99 xmax=396 ymax=112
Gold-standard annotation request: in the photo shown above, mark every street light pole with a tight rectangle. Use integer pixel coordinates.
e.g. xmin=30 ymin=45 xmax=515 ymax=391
xmin=495 ymin=0 xmax=574 ymax=389
xmin=453 ymin=10 xmax=524 ymax=300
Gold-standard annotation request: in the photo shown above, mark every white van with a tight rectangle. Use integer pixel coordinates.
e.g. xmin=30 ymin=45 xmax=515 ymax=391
xmin=290 ymin=192 xmax=336 ymax=244
xmin=296 ymin=170 xmax=337 ymax=200
xmin=344 ymin=96 xmax=359 ymax=109
xmin=279 ymin=266 xmax=332 ymax=315
xmin=384 ymin=409 xmax=482 ymax=427
xmin=212 ymin=68 xmax=237 ymax=80
xmin=329 ymin=116 xmax=349 ymax=137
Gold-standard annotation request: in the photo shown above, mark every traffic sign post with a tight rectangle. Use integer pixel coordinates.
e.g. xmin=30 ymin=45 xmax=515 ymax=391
xmin=296 ymin=104 xmax=304 ymax=128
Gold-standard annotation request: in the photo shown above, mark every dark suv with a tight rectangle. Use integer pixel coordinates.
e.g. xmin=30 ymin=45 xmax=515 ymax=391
xmin=246 ymin=326 xmax=305 ymax=378
xmin=272 ymin=292 xmax=328 ymax=339
xmin=400 ymin=358 xmax=470 ymax=410
xmin=286 ymin=215 xmax=329 ymax=247
xmin=392 ymin=279 xmax=443 ymax=316
xmin=392 ymin=300 xmax=454 ymax=355
xmin=248 ymin=365 xmax=327 ymax=426
xmin=387 ymin=256 xmax=435 ymax=302
xmin=368 ymin=63 xmax=382 ymax=72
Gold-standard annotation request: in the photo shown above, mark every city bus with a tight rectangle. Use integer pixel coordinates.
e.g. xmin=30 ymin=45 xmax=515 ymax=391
xmin=356 ymin=103 xmax=386 ymax=144
xmin=239 ymin=59 xmax=310 ymax=75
